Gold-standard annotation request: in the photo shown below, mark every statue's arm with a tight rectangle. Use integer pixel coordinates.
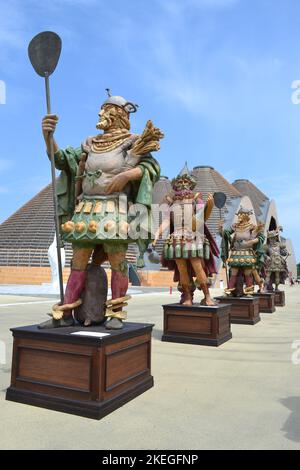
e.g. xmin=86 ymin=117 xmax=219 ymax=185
xmin=106 ymin=166 xmax=143 ymax=194
xmin=153 ymin=216 xmax=170 ymax=247
xmin=106 ymin=153 xmax=160 ymax=195
xmin=204 ymin=193 xmax=214 ymax=221
xmin=42 ymin=114 xmax=59 ymax=155
xmin=42 ymin=114 xmax=81 ymax=170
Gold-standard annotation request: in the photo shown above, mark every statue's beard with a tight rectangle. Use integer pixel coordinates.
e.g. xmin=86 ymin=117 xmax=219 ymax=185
xmin=96 ymin=116 xmax=113 ymax=131
xmin=237 ymin=215 xmax=251 ymax=226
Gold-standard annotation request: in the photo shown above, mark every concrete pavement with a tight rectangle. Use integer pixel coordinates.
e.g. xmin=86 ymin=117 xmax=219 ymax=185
xmin=0 ymin=286 xmax=300 ymax=450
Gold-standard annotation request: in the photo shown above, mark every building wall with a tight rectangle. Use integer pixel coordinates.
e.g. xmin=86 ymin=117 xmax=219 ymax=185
xmin=0 ymin=266 xmax=178 ymax=287
xmin=285 ymin=239 xmax=297 ymax=278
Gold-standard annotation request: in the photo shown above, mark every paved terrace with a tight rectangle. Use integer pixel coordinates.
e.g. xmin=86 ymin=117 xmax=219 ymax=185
xmin=0 ymin=286 xmax=300 ymax=450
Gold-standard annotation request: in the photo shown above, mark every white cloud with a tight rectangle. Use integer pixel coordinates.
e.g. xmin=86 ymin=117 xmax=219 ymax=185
xmin=0 ymin=1 xmax=26 ymax=49
xmin=103 ymin=2 xmax=283 ymax=126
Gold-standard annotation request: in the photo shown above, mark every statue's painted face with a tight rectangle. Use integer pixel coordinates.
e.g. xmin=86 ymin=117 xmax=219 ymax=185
xmin=96 ymin=104 xmax=118 ymax=130
xmin=173 ymin=177 xmax=189 ymax=191
xmin=237 ymin=213 xmax=251 ymax=225
xmin=172 ymin=176 xmax=196 ymax=193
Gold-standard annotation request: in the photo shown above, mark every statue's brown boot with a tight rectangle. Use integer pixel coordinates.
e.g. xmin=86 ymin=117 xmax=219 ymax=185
xmin=105 ymin=271 xmax=129 ymax=330
xmin=38 ymin=269 xmax=87 ymax=329
xmin=244 ymin=275 xmax=254 ymax=296
xmin=225 ymin=275 xmax=237 ymax=296
xmin=200 ymin=283 xmax=216 ymax=306
xmin=181 ymin=285 xmax=193 ymax=306
xmin=38 ymin=316 xmax=75 ymax=329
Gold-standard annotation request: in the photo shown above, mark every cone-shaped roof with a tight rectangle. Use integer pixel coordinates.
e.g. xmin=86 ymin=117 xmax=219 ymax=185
xmin=191 ymin=166 xmax=241 ymax=235
xmin=178 ymin=161 xmax=190 ymax=177
xmin=152 ymin=176 xmax=172 ymax=204
xmin=232 ymin=179 xmax=269 ymax=219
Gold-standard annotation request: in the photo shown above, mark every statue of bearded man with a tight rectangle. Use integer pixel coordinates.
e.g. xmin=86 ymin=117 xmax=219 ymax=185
xmin=40 ymin=92 xmax=163 ymax=330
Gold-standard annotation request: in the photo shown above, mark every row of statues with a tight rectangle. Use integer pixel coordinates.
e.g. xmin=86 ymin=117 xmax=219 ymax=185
xmin=220 ymin=213 xmax=289 ymax=297
xmin=39 ymin=92 xmax=289 ymax=330
xmin=153 ymin=173 xmax=289 ymax=302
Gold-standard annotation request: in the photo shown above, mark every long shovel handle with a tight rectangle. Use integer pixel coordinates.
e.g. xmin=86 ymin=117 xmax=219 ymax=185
xmin=45 ymin=73 xmax=64 ymax=303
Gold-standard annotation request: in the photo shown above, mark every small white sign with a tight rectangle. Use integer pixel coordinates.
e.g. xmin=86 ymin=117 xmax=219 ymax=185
xmin=71 ymin=331 xmax=110 ymax=338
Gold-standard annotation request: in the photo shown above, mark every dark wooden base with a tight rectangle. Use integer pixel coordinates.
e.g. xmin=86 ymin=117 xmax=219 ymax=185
xmin=162 ymin=303 xmax=232 ymax=346
xmin=253 ymin=292 xmax=276 ymax=313
xmin=274 ymin=290 xmax=285 ymax=307
xmin=6 ymin=322 xmax=154 ymax=420
xmin=215 ymin=296 xmax=261 ymax=325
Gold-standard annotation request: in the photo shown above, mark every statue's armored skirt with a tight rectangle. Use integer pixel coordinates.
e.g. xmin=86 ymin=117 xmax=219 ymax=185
xmin=162 ymin=199 xmax=208 ymax=260
xmin=227 ymin=247 xmax=257 ymax=268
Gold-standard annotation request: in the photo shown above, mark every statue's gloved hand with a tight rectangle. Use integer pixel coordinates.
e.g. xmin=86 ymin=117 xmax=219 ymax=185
xmin=218 ymin=219 xmax=225 ymax=234
xmin=42 ymin=114 xmax=59 ymax=139
xmin=106 ymin=173 xmax=129 ymax=194
xmin=241 ymin=239 xmax=256 ymax=248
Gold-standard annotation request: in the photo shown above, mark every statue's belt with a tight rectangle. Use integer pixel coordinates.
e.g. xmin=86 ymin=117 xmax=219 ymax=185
xmin=75 ymin=170 xmax=102 ymax=186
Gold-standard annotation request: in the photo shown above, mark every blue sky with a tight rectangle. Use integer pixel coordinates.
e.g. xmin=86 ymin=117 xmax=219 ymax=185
xmin=0 ymin=0 xmax=300 ymax=259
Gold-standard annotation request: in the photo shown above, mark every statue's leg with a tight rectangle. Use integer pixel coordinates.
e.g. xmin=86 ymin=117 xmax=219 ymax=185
xmin=175 ymin=259 xmax=193 ymax=306
xmin=105 ymin=246 xmax=129 ymax=330
xmin=178 ymin=281 xmax=196 ymax=304
xmin=91 ymin=245 xmax=107 ymax=266
xmin=39 ymin=246 xmax=92 ymax=329
xmin=275 ymin=272 xmax=280 ymax=290
xmin=253 ymin=269 xmax=264 ymax=292
xmin=225 ymin=267 xmax=238 ymax=295
xmin=244 ymin=268 xmax=254 ymax=295
xmin=265 ymin=272 xmax=271 ymax=292
xmin=190 ymin=258 xmax=215 ymax=306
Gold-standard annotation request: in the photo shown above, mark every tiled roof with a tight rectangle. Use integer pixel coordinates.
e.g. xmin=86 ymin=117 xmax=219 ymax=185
xmin=0 ymin=183 xmax=137 ymax=267
xmin=191 ymin=166 xmax=241 ymax=236
xmin=0 ymin=184 xmax=56 ymax=267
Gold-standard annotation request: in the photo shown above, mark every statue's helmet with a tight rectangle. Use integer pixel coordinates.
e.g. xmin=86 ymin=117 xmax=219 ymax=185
xmin=235 ymin=206 xmax=254 ymax=216
xmin=102 ymin=89 xmax=138 ymax=114
xmin=267 ymin=227 xmax=282 ymax=239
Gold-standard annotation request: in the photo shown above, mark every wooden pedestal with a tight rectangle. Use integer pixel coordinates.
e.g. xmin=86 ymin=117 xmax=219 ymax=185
xmin=6 ymin=322 xmax=154 ymax=420
xmin=274 ymin=290 xmax=285 ymax=307
xmin=253 ymin=292 xmax=276 ymax=313
xmin=215 ymin=296 xmax=261 ymax=325
xmin=162 ymin=303 xmax=232 ymax=346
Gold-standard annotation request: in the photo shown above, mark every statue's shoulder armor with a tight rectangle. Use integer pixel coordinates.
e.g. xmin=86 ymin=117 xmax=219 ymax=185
xmin=81 ymin=136 xmax=94 ymax=154
xmin=121 ymin=133 xmax=139 ymax=151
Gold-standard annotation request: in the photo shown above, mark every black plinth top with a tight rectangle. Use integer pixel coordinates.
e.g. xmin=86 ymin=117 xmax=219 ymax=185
xmin=162 ymin=302 xmax=230 ymax=311
xmin=253 ymin=292 xmax=275 ymax=296
xmin=215 ymin=296 xmax=259 ymax=302
xmin=10 ymin=322 xmax=154 ymax=346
